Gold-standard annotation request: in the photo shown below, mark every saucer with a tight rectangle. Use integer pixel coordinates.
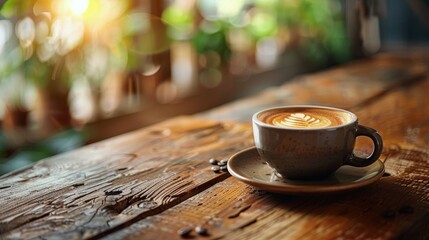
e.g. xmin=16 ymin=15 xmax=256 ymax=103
xmin=227 ymin=147 xmax=385 ymax=194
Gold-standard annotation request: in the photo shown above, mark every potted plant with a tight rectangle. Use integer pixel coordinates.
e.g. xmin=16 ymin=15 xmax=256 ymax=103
xmin=1 ymin=1 xmax=76 ymax=132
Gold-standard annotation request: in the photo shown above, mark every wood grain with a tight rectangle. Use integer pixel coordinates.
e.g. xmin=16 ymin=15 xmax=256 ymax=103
xmin=201 ymin=52 xmax=428 ymax=122
xmin=1 ymin=52 xmax=428 ymax=240
xmin=104 ymin=145 xmax=428 ymax=240
xmin=103 ymin=59 xmax=429 ymax=240
xmin=0 ymin=117 xmax=254 ymax=239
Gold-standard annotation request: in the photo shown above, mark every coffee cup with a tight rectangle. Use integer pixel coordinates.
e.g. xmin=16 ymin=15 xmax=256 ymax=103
xmin=252 ymin=105 xmax=383 ymax=180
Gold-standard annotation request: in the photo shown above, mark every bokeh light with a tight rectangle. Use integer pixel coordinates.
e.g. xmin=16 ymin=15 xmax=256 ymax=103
xmin=0 ymin=0 xmax=353 ymax=175
xmin=51 ymin=17 xmax=84 ymax=55
xmin=0 ymin=20 xmax=13 ymax=54
xmin=197 ymin=0 xmax=245 ymax=21
xmin=15 ymin=17 xmax=35 ymax=48
xmin=69 ymin=0 xmax=89 ymax=15
xmin=52 ymin=0 xmax=88 ymax=16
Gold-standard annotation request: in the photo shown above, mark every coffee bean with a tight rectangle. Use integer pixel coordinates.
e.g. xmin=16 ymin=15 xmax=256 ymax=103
xmin=220 ymin=165 xmax=228 ymax=171
xmin=399 ymin=205 xmax=414 ymax=214
xmin=218 ymin=161 xmax=227 ymax=166
xmin=178 ymin=227 xmax=193 ymax=238
xmin=382 ymin=209 xmax=396 ymax=219
xmin=220 ymin=159 xmax=228 ymax=165
xmin=195 ymin=225 xmax=208 ymax=236
xmin=211 ymin=166 xmax=221 ymax=173
xmin=209 ymin=158 xmax=218 ymax=165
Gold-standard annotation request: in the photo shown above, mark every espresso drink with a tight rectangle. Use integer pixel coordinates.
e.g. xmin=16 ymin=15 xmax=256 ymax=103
xmin=257 ymin=107 xmax=353 ymax=129
xmin=253 ymin=105 xmax=383 ymax=180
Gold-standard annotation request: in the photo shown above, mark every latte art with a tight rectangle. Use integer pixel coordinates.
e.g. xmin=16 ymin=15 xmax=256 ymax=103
xmin=272 ymin=113 xmax=332 ymax=128
xmin=258 ymin=107 xmax=353 ymax=128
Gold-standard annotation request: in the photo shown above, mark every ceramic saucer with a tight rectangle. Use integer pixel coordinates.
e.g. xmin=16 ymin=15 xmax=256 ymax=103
xmin=227 ymin=147 xmax=385 ymax=194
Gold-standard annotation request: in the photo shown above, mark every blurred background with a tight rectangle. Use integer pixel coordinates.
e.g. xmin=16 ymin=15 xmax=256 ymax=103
xmin=0 ymin=0 xmax=428 ymax=174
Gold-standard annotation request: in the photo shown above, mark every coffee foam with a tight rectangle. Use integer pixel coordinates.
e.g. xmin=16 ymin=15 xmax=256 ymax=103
xmin=258 ymin=108 xmax=353 ymax=128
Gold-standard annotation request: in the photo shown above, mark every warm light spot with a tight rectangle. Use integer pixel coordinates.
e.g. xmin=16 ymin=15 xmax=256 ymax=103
xmin=51 ymin=17 xmax=84 ymax=55
xmin=69 ymin=0 xmax=89 ymax=15
xmin=53 ymin=0 xmax=88 ymax=16
xmin=141 ymin=64 xmax=161 ymax=76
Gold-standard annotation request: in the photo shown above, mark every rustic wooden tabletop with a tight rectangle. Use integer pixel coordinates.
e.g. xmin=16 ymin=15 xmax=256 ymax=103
xmin=1 ymin=51 xmax=429 ymax=240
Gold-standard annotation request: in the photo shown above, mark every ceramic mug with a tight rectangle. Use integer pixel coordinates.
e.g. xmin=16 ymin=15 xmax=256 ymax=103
xmin=252 ymin=105 xmax=383 ymax=180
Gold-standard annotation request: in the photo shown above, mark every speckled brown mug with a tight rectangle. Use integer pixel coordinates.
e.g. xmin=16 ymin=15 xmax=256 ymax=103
xmin=252 ymin=105 xmax=383 ymax=180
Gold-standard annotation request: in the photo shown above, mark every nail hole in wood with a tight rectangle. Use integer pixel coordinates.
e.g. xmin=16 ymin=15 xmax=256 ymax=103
xmin=105 ymin=190 xmax=123 ymax=196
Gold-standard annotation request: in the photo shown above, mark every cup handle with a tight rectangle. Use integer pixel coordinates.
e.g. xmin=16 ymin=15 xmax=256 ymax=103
xmin=345 ymin=125 xmax=383 ymax=167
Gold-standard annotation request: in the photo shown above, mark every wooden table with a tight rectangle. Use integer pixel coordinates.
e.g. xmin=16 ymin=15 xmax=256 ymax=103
xmin=1 ymin=51 xmax=429 ymax=239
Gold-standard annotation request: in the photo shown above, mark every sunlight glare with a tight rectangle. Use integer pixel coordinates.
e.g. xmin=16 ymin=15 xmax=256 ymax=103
xmin=54 ymin=0 xmax=89 ymax=16
xmin=69 ymin=0 xmax=89 ymax=15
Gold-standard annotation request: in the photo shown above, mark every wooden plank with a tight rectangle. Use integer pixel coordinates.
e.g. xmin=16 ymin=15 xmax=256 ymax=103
xmin=103 ymin=145 xmax=429 ymax=240
xmin=104 ymin=66 xmax=429 ymax=239
xmin=353 ymin=80 xmax=429 ymax=148
xmin=201 ymin=52 xmax=428 ymax=122
xmin=105 ymin=144 xmax=428 ymax=240
xmin=0 ymin=117 xmax=255 ymax=239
